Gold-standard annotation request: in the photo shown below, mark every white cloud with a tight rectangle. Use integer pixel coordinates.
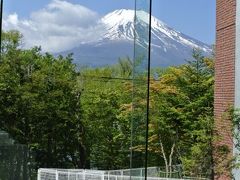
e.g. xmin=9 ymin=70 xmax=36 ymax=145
xmin=3 ymin=0 xmax=105 ymax=52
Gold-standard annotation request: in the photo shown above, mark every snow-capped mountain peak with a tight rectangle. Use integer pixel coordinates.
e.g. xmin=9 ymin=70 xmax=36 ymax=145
xmin=102 ymin=9 xmax=135 ymax=26
xmin=101 ymin=9 xmax=135 ymax=40
xmin=100 ymin=9 xmax=211 ymax=53
xmin=60 ymin=9 xmax=212 ymax=67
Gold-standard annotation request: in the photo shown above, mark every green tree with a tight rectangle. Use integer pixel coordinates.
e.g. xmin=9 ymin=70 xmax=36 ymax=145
xmin=0 ymin=31 xmax=86 ymax=169
xmin=80 ymin=60 xmax=132 ymax=170
xmin=149 ymin=50 xmax=214 ymax=178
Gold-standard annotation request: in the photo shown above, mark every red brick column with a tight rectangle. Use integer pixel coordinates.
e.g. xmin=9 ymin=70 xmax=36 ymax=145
xmin=214 ymin=0 xmax=236 ymax=179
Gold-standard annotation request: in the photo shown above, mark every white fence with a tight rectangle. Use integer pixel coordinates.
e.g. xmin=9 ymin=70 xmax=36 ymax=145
xmin=38 ymin=169 xmax=105 ymax=180
xmin=37 ymin=168 xmax=185 ymax=180
xmin=107 ymin=167 xmax=180 ymax=177
xmin=38 ymin=168 xmax=209 ymax=180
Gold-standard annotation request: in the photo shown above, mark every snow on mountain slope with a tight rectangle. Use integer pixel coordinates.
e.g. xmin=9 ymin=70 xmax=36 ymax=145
xmin=60 ymin=9 xmax=212 ymax=67
xmin=101 ymin=9 xmax=135 ymax=41
xmin=101 ymin=9 xmax=210 ymax=52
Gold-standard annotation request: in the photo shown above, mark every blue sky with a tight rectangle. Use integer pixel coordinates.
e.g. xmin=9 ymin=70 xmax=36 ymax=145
xmin=3 ymin=0 xmax=215 ymax=52
xmin=4 ymin=0 xmax=216 ymax=44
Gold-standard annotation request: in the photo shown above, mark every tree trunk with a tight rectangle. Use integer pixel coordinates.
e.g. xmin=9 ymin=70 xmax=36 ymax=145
xmin=159 ymin=135 xmax=168 ymax=177
xmin=169 ymin=142 xmax=175 ymax=178
xmin=77 ymin=144 xmax=86 ymax=168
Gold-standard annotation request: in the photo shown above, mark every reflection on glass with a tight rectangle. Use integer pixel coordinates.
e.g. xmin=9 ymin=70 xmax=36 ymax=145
xmin=131 ymin=0 xmax=151 ymax=178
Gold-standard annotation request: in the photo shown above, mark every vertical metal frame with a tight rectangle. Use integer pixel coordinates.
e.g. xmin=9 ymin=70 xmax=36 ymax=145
xmin=0 ymin=0 xmax=3 ymax=56
xmin=131 ymin=0 xmax=152 ymax=179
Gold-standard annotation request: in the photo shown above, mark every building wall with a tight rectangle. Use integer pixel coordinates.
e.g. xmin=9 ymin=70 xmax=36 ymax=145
xmin=236 ymin=0 xmax=240 ymax=119
xmin=214 ymin=0 xmax=236 ymax=179
xmin=233 ymin=0 xmax=240 ymax=178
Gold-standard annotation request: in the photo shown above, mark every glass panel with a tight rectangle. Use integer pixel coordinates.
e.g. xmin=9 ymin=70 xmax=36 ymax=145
xmin=131 ymin=0 xmax=151 ymax=178
xmin=147 ymin=1 xmax=215 ymax=179
xmin=2 ymin=1 xmax=136 ymax=179
xmin=1 ymin=0 xmax=216 ymax=179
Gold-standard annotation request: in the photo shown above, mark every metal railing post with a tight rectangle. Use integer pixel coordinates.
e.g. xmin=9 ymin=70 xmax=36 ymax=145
xmin=56 ymin=170 xmax=58 ymax=180
xmin=101 ymin=172 xmax=104 ymax=180
xmin=83 ymin=170 xmax=85 ymax=180
xmin=37 ymin=169 xmax=41 ymax=180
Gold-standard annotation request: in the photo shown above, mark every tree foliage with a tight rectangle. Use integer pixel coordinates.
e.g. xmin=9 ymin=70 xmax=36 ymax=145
xmin=0 ymin=31 xmax=85 ymax=169
xmin=0 ymin=31 xmax=215 ymax=178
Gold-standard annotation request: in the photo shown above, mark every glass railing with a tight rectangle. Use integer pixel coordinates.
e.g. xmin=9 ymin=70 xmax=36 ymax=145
xmin=131 ymin=0 xmax=151 ymax=178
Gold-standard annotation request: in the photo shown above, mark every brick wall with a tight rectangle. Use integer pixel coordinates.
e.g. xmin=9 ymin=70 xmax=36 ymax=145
xmin=214 ymin=0 xmax=236 ymax=179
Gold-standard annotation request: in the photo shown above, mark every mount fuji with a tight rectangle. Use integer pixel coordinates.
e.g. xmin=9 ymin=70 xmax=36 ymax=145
xmin=59 ymin=9 xmax=212 ymax=67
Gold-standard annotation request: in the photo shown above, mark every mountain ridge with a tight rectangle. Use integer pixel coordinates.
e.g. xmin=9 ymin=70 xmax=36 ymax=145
xmin=59 ymin=9 xmax=212 ymax=67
